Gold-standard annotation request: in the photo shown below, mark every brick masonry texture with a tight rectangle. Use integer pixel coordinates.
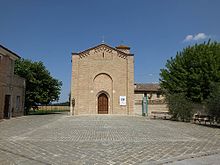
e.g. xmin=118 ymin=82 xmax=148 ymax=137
xmin=71 ymin=44 xmax=134 ymax=115
xmin=1 ymin=113 xmax=220 ymax=164
xmin=0 ymin=45 xmax=25 ymax=119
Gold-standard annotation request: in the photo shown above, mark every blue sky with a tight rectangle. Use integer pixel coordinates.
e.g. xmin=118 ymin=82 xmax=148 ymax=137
xmin=1 ymin=0 xmax=220 ymax=102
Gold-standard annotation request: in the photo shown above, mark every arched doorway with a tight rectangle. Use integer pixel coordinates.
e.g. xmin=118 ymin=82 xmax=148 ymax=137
xmin=98 ymin=93 xmax=108 ymax=114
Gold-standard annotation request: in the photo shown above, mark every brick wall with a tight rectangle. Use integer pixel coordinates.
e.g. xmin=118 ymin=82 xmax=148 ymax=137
xmin=0 ymin=47 xmax=25 ymax=119
xmin=134 ymin=93 xmax=168 ymax=116
xmin=71 ymin=44 xmax=134 ymax=115
xmin=31 ymin=106 xmax=70 ymax=111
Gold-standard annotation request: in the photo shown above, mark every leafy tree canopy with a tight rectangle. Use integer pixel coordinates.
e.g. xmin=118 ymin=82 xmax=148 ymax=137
xmin=160 ymin=41 xmax=220 ymax=103
xmin=206 ymin=82 xmax=220 ymax=121
xmin=15 ymin=59 xmax=62 ymax=113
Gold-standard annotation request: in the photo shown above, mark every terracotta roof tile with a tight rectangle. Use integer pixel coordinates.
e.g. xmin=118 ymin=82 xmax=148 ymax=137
xmin=115 ymin=45 xmax=130 ymax=50
xmin=134 ymin=83 xmax=160 ymax=92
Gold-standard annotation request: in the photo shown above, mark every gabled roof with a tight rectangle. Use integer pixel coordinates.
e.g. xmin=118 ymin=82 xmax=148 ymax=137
xmin=134 ymin=83 xmax=161 ymax=92
xmin=0 ymin=44 xmax=21 ymax=59
xmin=72 ymin=43 xmax=133 ymax=56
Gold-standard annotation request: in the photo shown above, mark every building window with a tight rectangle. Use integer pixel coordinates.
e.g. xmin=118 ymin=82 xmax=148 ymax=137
xmin=156 ymin=93 xmax=160 ymax=98
xmin=16 ymin=96 xmax=21 ymax=111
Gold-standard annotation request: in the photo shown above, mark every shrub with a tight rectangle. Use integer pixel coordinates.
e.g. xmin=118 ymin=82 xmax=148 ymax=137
xmin=166 ymin=93 xmax=193 ymax=122
xmin=206 ymin=83 xmax=220 ymax=123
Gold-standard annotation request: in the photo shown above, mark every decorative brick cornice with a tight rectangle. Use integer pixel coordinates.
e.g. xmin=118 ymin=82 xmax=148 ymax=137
xmin=72 ymin=44 xmax=133 ymax=59
xmin=79 ymin=51 xmax=90 ymax=59
xmin=93 ymin=45 xmax=113 ymax=54
xmin=117 ymin=52 xmax=127 ymax=59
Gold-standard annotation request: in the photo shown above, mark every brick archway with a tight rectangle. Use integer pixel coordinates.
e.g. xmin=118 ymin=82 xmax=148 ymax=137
xmin=98 ymin=93 xmax=108 ymax=114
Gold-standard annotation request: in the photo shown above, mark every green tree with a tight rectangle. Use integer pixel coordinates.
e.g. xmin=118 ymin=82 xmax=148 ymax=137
xmin=206 ymin=83 xmax=220 ymax=123
xmin=15 ymin=59 xmax=62 ymax=114
xmin=160 ymin=41 xmax=220 ymax=120
xmin=160 ymin=41 xmax=220 ymax=103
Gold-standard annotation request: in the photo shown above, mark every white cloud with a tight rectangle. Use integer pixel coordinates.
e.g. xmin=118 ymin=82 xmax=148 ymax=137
xmin=183 ymin=33 xmax=209 ymax=42
xmin=193 ymin=33 xmax=207 ymax=40
xmin=184 ymin=35 xmax=193 ymax=42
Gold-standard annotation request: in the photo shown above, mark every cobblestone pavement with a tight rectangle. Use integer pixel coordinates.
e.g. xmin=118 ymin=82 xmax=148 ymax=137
xmin=0 ymin=114 xmax=220 ymax=165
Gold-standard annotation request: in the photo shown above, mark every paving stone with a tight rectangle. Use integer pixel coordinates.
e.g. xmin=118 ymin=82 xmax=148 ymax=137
xmin=0 ymin=114 xmax=220 ymax=164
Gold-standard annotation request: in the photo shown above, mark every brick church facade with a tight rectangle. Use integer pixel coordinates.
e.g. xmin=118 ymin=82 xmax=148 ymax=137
xmin=70 ymin=44 xmax=134 ymax=115
xmin=70 ymin=43 xmax=168 ymax=116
